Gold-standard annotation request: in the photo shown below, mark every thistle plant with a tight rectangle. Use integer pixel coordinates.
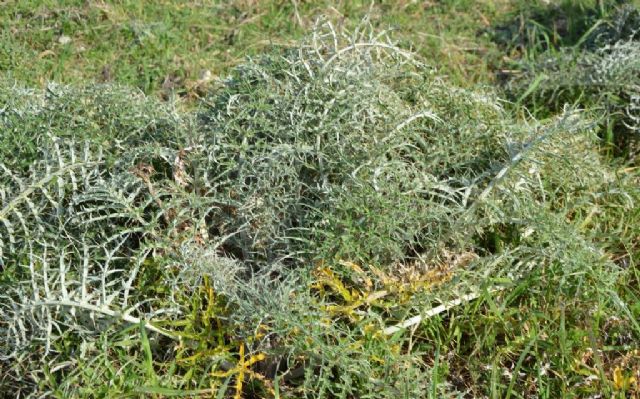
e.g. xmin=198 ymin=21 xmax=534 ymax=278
xmin=0 ymin=84 xmax=194 ymax=394
xmin=1 ymin=16 xmax=638 ymax=399
xmin=502 ymin=3 xmax=640 ymax=158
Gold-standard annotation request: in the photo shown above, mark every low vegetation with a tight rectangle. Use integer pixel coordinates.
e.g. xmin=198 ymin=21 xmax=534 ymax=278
xmin=499 ymin=1 xmax=640 ymax=158
xmin=1 ymin=1 xmax=639 ymax=398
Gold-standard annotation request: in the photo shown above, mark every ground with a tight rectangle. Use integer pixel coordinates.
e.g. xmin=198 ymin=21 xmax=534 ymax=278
xmin=1 ymin=1 xmax=639 ymax=398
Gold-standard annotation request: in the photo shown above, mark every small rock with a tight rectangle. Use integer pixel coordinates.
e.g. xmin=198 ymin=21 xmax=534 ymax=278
xmin=199 ymin=69 xmax=213 ymax=82
xmin=58 ymin=35 xmax=72 ymax=45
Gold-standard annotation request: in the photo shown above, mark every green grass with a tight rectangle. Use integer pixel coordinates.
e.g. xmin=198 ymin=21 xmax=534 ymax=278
xmin=1 ymin=1 xmax=640 ymax=398
xmin=0 ymin=0 xmax=510 ymax=98
xmin=496 ymin=0 xmax=640 ymax=160
xmin=1 ymin=0 xmax=310 ymax=97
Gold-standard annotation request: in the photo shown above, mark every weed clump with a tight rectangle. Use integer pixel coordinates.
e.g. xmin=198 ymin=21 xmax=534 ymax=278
xmin=497 ymin=2 xmax=640 ymax=159
xmin=1 ymin=17 xmax=638 ymax=398
xmin=192 ymin=20 xmax=508 ymax=268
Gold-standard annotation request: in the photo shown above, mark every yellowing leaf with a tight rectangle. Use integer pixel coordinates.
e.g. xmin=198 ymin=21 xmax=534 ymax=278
xmin=612 ymin=366 xmax=636 ymax=391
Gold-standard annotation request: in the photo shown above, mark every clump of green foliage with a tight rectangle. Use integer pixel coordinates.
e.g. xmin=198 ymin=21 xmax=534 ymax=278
xmin=497 ymin=1 xmax=640 ymax=159
xmin=493 ymin=0 xmax=628 ymax=55
xmin=1 ymin=16 xmax=639 ymax=399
